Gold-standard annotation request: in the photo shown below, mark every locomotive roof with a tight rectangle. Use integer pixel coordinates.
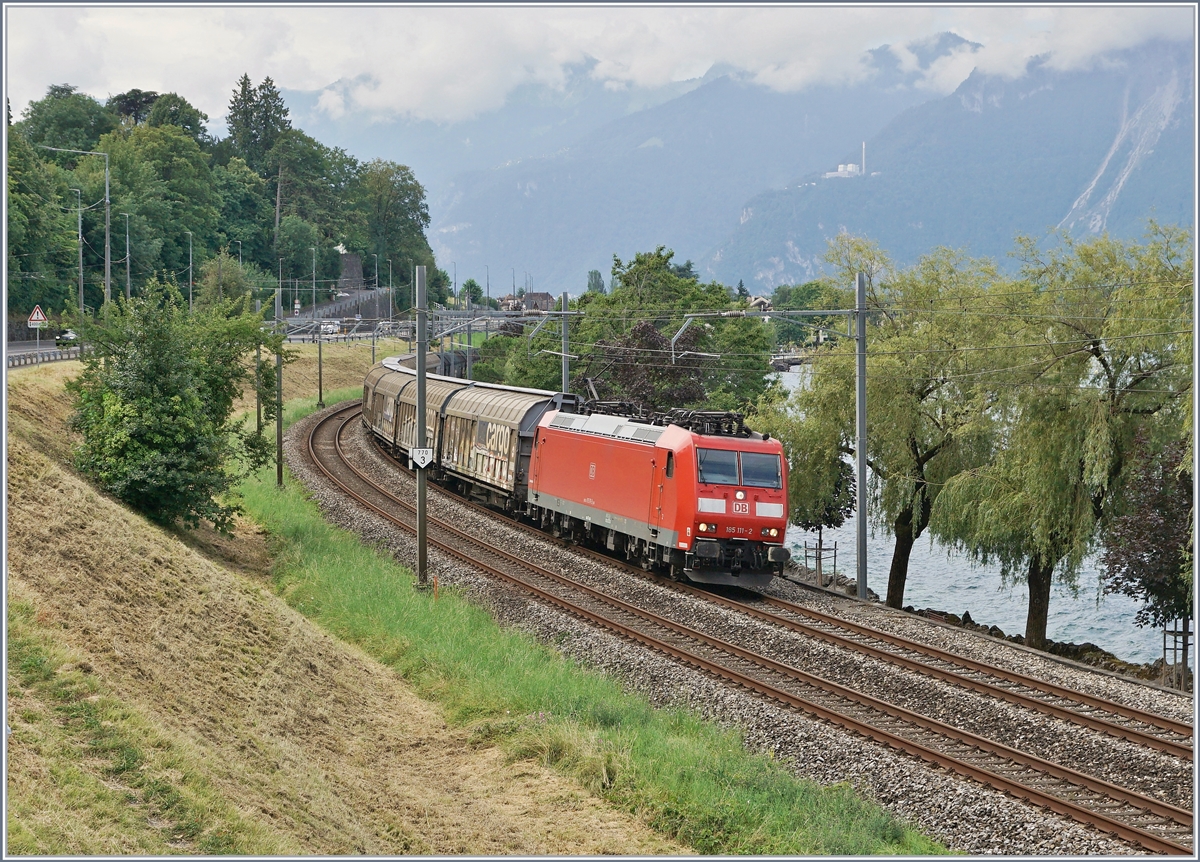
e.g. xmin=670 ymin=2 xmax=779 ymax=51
xmin=547 ymin=411 xmax=769 ymax=445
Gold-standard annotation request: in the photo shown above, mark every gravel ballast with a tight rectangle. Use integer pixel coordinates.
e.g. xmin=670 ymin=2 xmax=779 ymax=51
xmin=283 ymin=407 xmax=1193 ymax=855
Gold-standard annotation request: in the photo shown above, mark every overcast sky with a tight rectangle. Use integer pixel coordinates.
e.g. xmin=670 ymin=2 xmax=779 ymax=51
xmin=5 ymin=4 xmax=1194 ymax=133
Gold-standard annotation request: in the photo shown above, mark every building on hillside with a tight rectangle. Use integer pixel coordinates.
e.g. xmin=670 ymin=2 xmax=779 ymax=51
xmin=748 ymin=296 xmax=772 ymax=311
xmin=823 ymin=163 xmax=862 ymax=178
xmin=339 ymin=253 xmax=364 ymax=290
xmin=524 ymin=291 xmax=556 ymax=311
xmin=498 ymin=294 xmax=523 ymax=312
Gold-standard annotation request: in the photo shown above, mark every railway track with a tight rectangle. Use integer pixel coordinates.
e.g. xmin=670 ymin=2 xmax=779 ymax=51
xmin=307 ymin=402 xmax=1194 ymax=855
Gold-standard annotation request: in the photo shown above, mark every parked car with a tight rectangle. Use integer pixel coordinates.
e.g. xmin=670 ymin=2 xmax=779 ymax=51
xmin=55 ymin=329 xmax=78 ymax=349
xmin=321 ymin=321 xmax=340 ymax=334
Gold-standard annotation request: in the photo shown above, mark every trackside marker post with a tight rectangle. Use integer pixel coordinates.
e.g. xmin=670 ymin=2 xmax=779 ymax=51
xmin=415 ymin=265 xmax=429 ymax=589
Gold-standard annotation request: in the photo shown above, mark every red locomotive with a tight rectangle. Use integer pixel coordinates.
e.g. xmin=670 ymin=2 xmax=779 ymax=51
xmin=363 ymin=358 xmax=790 ymax=588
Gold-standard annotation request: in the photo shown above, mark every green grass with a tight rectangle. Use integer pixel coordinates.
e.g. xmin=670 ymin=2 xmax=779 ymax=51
xmin=237 ymin=395 xmax=946 ymax=855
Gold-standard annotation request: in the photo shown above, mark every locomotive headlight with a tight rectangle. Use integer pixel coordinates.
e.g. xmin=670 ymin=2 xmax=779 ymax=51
xmin=735 ymin=490 xmax=745 ymax=500
xmin=698 ymin=523 xmax=708 ymax=533
xmin=770 ymin=528 xmax=779 ymax=538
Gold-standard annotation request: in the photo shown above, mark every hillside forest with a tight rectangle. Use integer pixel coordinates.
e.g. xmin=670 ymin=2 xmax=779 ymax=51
xmin=7 ymin=77 xmax=449 ymax=328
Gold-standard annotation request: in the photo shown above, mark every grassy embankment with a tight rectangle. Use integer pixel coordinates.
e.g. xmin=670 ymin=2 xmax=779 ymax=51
xmin=7 ymin=347 xmax=946 ymax=854
xmin=240 ymin=376 xmax=946 ymax=853
xmin=7 ymin=357 xmax=683 ymax=855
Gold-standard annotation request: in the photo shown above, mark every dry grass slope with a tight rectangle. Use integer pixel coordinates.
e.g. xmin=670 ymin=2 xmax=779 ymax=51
xmin=5 ymin=362 xmax=683 ymax=855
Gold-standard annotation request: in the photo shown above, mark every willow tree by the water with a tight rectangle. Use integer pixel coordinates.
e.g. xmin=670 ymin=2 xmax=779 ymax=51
xmin=754 ymin=235 xmax=1006 ymax=609
xmin=930 ymin=224 xmax=1193 ymax=648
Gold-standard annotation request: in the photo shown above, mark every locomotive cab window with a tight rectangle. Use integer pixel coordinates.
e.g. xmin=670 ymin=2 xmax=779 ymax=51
xmin=697 ymin=448 xmax=738 ymax=485
xmin=665 ymin=451 xmax=675 ymax=478
xmin=740 ymin=452 xmax=782 ymax=489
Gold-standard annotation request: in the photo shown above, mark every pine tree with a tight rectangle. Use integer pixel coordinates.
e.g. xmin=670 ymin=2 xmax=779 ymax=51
xmin=226 ymin=74 xmax=258 ymax=169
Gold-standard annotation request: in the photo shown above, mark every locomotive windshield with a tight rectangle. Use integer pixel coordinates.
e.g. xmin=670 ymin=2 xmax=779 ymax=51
xmin=697 ymin=449 xmax=739 ymax=485
xmin=741 ymin=452 xmax=782 ymax=489
xmin=697 ymin=449 xmax=783 ymax=489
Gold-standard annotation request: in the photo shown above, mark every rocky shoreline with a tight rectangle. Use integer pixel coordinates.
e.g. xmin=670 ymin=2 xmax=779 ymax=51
xmin=781 ymin=563 xmax=1190 ymax=690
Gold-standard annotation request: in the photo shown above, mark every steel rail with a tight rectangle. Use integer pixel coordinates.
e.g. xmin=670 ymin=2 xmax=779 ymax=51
xmin=759 ymin=592 xmax=1194 ymax=739
xmin=307 ymin=405 xmax=1194 ymax=854
xmin=379 ymin=425 xmax=1193 ymax=754
xmin=660 ymin=583 xmax=1194 ymax=760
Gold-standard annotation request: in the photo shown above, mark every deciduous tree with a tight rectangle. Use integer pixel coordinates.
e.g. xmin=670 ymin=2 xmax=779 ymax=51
xmin=1101 ymin=434 xmax=1192 ymax=629
xmin=931 ymin=225 xmax=1193 ymax=648
xmin=761 ymin=235 xmax=1003 ymax=609
xmin=15 ymin=84 xmax=117 ymax=164
xmin=67 ymin=278 xmax=280 ymax=531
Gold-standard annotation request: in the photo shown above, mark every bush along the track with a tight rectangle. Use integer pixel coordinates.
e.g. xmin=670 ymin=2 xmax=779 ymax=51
xmin=238 ymin=396 xmax=945 ymax=856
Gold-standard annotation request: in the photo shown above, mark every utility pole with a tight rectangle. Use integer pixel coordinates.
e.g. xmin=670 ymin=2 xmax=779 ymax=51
xmin=235 ymin=240 xmax=242 ymax=267
xmin=275 ymin=269 xmax=284 ymax=488
xmin=255 ymin=297 xmax=262 ymax=434
xmin=465 ymin=290 xmax=473 ymax=380
xmin=312 ymin=247 xmax=323 ymax=409
xmin=387 ymin=258 xmax=392 ymax=324
xmin=71 ymin=189 xmax=83 ymax=315
xmin=104 ymin=156 xmax=110 ymax=305
xmin=120 ymin=212 xmax=131 ymax=299
xmin=372 ymin=252 xmax=379 ymax=331
xmin=39 ymin=146 xmax=108 ymax=304
xmin=855 ymin=271 xmax=868 ymax=601
xmin=415 ymin=265 xmax=429 ymax=589
xmin=561 ymin=291 xmax=569 ymax=394
xmin=185 ymin=231 xmax=193 ymax=311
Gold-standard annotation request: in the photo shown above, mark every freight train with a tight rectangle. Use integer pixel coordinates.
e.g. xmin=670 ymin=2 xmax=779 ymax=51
xmin=362 ymin=357 xmax=791 ymax=588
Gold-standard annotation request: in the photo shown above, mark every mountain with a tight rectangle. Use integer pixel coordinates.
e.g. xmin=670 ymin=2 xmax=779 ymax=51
xmin=282 ymin=62 xmax=716 ymax=193
xmin=705 ymin=41 xmax=1194 ymax=290
xmin=415 ymin=38 xmax=981 ymax=293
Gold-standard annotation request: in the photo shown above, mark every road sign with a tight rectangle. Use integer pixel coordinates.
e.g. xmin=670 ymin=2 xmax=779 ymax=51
xmin=411 ymin=448 xmax=434 ymax=469
xmin=27 ymin=305 xmax=47 ymax=328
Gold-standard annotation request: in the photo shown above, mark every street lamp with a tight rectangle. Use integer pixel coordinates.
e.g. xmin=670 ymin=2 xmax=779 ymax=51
xmin=372 ymin=252 xmax=379 ymax=290
xmin=41 ymin=146 xmax=109 ymax=304
xmin=120 ymin=213 xmax=131 ymax=299
xmin=184 ymin=231 xmax=193 ymax=310
xmin=234 ymin=240 xmax=242 ymax=267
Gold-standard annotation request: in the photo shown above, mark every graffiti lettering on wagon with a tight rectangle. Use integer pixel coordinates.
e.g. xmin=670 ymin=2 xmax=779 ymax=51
xmin=474 ymin=421 xmax=512 ymax=460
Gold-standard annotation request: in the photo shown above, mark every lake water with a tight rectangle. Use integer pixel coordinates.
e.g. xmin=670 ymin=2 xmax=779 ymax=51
xmin=785 ymin=517 xmax=1164 ymax=665
xmin=772 ymin=370 xmax=1172 ymax=666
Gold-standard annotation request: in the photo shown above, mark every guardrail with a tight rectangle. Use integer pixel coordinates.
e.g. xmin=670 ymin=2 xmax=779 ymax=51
xmin=7 ymin=346 xmax=83 ymax=368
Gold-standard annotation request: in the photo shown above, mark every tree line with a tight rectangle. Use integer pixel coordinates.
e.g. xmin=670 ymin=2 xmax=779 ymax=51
xmin=754 ymin=226 xmax=1193 ymax=650
xmin=470 ymin=246 xmax=777 ymax=412
xmin=7 ymin=76 xmax=450 ymax=325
